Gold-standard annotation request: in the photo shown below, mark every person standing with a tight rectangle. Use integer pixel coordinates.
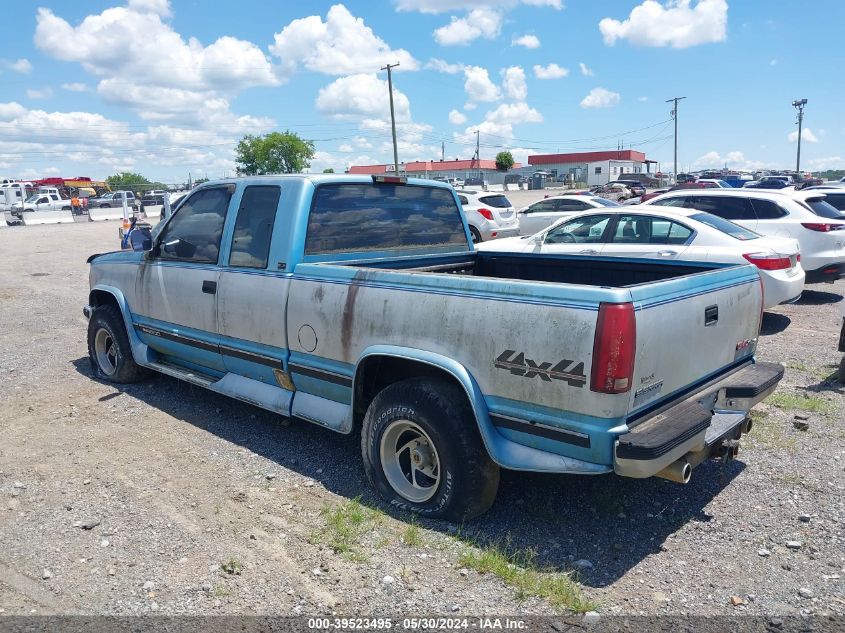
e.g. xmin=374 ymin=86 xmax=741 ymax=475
xmin=71 ymin=192 xmax=80 ymax=215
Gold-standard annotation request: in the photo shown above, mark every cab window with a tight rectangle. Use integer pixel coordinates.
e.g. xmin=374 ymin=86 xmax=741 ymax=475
xmin=228 ymin=186 xmax=281 ymax=269
xmin=157 ymin=187 xmax=233 ymax=264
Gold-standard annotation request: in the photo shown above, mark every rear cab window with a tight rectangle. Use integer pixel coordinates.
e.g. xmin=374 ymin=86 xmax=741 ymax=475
xmin=305 ymin=183 xmax=467 ymax=255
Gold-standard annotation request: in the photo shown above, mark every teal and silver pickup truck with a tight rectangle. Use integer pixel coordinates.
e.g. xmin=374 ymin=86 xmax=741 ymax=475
xmin=84 ymin=175 xmax=783 ymax=520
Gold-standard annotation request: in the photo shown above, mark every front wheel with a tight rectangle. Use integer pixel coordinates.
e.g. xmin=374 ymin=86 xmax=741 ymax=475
xmin=87 ymin=305 xmax=151 ymax=383
xmin=361 ymin=378 xmax=500 ymax=521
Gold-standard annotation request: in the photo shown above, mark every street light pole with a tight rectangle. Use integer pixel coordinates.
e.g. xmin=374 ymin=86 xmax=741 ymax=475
xmin=666 ymin=96 xmax=686 ymax=182
xmin=381 ymin=62 xmax=401 ymax=174
xmin=792 ymin=99 xmax=807 ymax=173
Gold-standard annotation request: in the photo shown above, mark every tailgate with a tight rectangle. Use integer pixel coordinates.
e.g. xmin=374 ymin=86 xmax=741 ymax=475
xmin=626 ymin=264 xmax=762 ymax=416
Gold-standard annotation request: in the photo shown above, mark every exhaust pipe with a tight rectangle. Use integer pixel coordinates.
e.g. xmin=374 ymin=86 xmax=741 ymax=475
xmin=719 ymin=440 xmax=740 ymax=463
xmin=655 ymin=458 xmax=692 ymax=484
xmin=740 ymin=417 xmax=753 ymax=435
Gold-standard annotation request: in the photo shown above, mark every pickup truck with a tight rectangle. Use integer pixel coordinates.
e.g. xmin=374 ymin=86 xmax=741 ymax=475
xmin=84 ymin=175 xmax=783 ymax=520
xmin=11 ymin=192 xmax=72 ymax=218
xmin=88 ymin=190 xmax=138 ymax=209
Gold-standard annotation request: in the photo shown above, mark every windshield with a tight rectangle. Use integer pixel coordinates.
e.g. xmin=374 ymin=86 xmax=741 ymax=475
xmin=804 ymin=198 xmax=844 ymax=219
xmin=716 ymin=180 xmax=731 ymax=188
xmin=592 ymin=198 xmax=621 ymax=207
xmin=478 ymin=195 xmax=513 ymax=208
xmin=690 ymin=212 xmax=759 ymax=241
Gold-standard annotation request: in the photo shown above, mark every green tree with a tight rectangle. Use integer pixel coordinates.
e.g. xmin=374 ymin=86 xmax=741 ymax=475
xmin=235 ymin=131 xmax=316 ymax=175
xmin=322 ymin=168 xmax=335 ymax=174
xmin=495 ymin=151 xmax=514 ymax=171
xmin=106 ymin=171 xmax=165 ymax=194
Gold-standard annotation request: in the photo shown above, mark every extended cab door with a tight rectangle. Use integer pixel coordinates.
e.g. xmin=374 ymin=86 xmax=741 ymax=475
xmin=134 ymin=185 xmax=234 ymax=373
xmin=216 ymin=184 xmax=292 ymax=397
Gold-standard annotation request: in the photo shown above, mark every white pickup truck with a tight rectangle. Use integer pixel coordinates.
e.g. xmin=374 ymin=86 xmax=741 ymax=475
xmin=84 ymin=175 xmax=784 ymax=520
xmin=10 ymin=192 xmax=72 ymax=219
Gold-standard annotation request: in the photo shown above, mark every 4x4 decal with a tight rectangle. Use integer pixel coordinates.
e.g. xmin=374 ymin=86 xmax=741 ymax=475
xmin=495 ymin=350 xmax=587 ymax=388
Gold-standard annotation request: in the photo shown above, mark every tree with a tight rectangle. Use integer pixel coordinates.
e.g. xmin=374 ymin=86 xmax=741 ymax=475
xmin=235 ymin=131 xmax=316 ymax=175
xmin=106 ymin=171 xmax=166 ymax=194
xmin=322 ymin=168 xmax=335 ymax=174
xmin=495 ymin=151 xmax=514 ymax=171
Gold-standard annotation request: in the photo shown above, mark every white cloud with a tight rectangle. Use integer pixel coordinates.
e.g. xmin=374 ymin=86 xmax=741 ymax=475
xmin=806 ymin=156 xmax=845 ymax=170
xmin=788 ymin=128 xmax=819 ymax=143
xmin=580 ymin=87 xmax=620 ymax=108
xmin=395 ymin=0 xmax=562 ymax=13
xmin=637 ymin=96 xmax=649 ymax=102
xmin=26 ymin=87 xmax=53 ymax=99
xmin=512 ymin=34 xmax=541 ymax=48
xmin=34 ymin=3 xmax=279 ymax=127
xmin=5 ymin=59 xmax=33 ymax=74
xmin=599 ymin=0 xmax=728 ymax=49
xmin=463 ymin=66 xmax=501 ymax=102
xmin=533 ymin=63 xmax=569 ymax=79
xmin=485 ymin=102 xmax=542 ymax=125
xmin=578 ymin=62 xmax=593 ymax=76
xmin=434 ymin=8 xmax=502 ymax=46
xmin=316 ymin=74 xmax=412 ymax=122
xmin=501 ymin=66 xmax=527 ymax=101
xmin=270 ymin=4 xmax=417 ymax=75
xmin=448 ymin=109 xmax=467 ymax=125
xmin=464 ymin=102 xmax=477 ymax=111
xmin=61 ymin=82 xmax=89 ymax=92
xmin=426 ymin=58 xmax=465 ymax=74
xmin=338 ymin=143 xmax=354 ymax=152
xmin=691 ymin=150 xmax=776 ymax=171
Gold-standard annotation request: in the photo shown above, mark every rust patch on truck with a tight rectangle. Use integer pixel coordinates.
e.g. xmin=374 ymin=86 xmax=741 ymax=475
xmin=340 ymin=271 xmax=365 ymax=360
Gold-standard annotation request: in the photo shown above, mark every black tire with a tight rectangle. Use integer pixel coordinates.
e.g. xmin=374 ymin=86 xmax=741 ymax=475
xmin=100 ymin=204 xmax=110 ymax=208
xmin=361 ymin=378 xmax=500 ymax=521
xmin=838 ymin=356 xmax=845 ymax=384
xmin=61 ymin=206 xmax=72 ymax=211
xmin=87 ymin=305 xmax=150 ymax=383
xmin=469 ymin=227 xmax=482 ymax=244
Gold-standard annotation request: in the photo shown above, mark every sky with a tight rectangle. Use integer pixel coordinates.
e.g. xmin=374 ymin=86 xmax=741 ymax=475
xmin=0 ymin=0 xmax=843 ymax=185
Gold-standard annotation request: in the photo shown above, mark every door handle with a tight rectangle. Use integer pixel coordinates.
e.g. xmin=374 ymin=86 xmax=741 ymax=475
xmin=202 ymin=280 xmax=217 ymax=294
xmin=657 ymin=250 xmax=677 ymax=257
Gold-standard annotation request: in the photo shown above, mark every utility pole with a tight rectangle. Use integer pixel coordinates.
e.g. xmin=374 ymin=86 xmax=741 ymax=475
xmin=792 ymin=99 xmax=807 ymax=173
xmin=381 ymin=62 xmax=400 ymax=174
xmin=474 ymin=130 xmax=480 ymax=179
xmin=441 ymin=141 xmax=445 ymax=162
xmin=666 ymin=96 xmax=686 ymax=182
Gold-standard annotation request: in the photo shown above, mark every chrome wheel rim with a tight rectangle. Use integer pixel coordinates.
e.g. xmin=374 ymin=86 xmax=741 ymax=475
xmin=379 ymin=420 xmax=441 ymax=503
xmin=94 ymin=328 xmax=118 ymax=376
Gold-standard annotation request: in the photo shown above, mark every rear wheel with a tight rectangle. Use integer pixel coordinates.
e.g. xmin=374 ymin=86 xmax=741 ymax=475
xmin=361 ymin=378 xmax=500 ymax=521
xmin=469 ymin=227 xmax=482 ymax=244
xmin=87 ymin=305 xmax=150 ymax=383
xmin=838 ymin=356 xmax=845 ymax=384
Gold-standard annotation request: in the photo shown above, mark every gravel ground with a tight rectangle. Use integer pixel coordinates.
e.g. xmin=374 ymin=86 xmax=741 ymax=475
xmin=0 ymin=219 xmax=843 ymax=619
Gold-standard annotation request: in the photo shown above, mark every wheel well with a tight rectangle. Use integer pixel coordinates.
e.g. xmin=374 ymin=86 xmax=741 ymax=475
xmin=89 ymin=289 xmax=120 ymax=312
xmin=353 ymin=356 xmax=469 ymax=427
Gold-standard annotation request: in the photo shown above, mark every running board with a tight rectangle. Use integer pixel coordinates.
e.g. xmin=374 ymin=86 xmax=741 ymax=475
xmin=146 ymin=361 xmax=216 ymax=388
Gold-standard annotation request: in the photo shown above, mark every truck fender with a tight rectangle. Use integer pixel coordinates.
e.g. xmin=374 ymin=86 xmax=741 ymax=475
xmin=88 ymin=285 xmax=153 ymax=366
xmin=354 ymin=345 xmax=609 ymax=474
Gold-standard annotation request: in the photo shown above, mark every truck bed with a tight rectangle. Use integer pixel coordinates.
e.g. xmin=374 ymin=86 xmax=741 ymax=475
xmin=354 ymin=251 xmax=729 ymax=287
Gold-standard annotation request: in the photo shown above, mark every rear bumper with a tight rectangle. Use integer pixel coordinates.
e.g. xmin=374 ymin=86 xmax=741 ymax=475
xmin=482 ymin=226 xmax=520 ymax=240
xmin=805 ymin=262 xmax=845 ymax=283
xmin=613 ymin=362 xmax=784 ymax=479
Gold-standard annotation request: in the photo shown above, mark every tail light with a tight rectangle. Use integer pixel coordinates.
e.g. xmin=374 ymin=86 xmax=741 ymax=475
xmin=590 ymin=302 xmax=636 ymax=394
xmin=801 ymin=222 xmax=845 ymax=232
xmin=742 ymin=253 xmax=793 ymax=270
xmin=477 ymin=208 xmax=494 ymax=220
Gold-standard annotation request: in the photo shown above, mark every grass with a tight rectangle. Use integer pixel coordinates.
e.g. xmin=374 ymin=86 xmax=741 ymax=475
xmin=749 ymin=410 xmax=796 ymax=451
xmin=786 ymin=362 xmax=839 ymax=381
xmin=313 ymin=498 xmax=383 ymax=562
xmin=220 ymin=558 xmax=242 ymax=575
xmin=458 ymin=541 xmax=595 ymax=613
xmin=401 ymin=516 xmax=424 ymax=547
xmin=767 ymin=392 xmax=832 ymax=415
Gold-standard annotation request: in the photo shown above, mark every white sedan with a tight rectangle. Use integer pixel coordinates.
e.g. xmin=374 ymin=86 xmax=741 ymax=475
xmin=516 ymin=194 xmax=620 ymax=235
xmin=476 ymin=205 xmax=805 ymax=309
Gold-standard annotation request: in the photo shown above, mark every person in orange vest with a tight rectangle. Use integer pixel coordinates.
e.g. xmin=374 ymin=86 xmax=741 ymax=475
xmin=70 ymin=193 xmax=80 ymax=215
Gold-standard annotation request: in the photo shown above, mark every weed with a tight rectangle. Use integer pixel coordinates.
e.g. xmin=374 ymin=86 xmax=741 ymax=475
xmin=750 ymin=415 xmax=796 ymax=451
xmin=767 ymin=392 xmax=831 ymax=415
xmin=313 ymin=498 xmax=382 ymax=562
xmin=220 ymin=558 xmax=242 ymax=575
xmin=458 ymin=541 xmax=594 ymax=613
xmin=212 ymin=585 xmax=230 ymax=598
xmin=402 ymin=517 xmax=424 ymax=547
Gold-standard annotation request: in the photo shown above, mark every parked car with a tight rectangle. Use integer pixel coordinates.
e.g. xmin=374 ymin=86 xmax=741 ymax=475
xmin=645 ymin=188 xmax=845 ymax=282
xmin=84 ymin=174 xmax=782 ymax=519
xmin=455 ymin=190 xmax=519 ymax=243
xmin=839 ymin=302 xmax=845 ymax=382
xmin=517 ymin=194 xmax=620 ymax=235
xmin=798 ymin=187 xmax=845 ymax=214
xmin=607 ymin=180 xmax=646 ymax=197
xmin=10 ymin=192 xmax=72 ymax=218
xmin=142 ymin=190 xmax=168 ymax=205
xmin=639 ymin=182 xmax=717 ymax=204
xmin=593 ymin=183 xmax=634 ymax=202
xmin=478 ymin=206 xmax=804 ymax=309
xmin=745 ymin=177 xmax=791 ymax=190
xmin=697 ymin=179 xmax=734 ymax=188
xmin=676 ymin=173 xmax=696 ymax=183
xmin=88 ymin=190 xmax=138 ymax=209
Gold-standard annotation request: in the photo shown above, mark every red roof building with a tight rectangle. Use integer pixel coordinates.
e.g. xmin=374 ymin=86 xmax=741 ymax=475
xmin=528 ymin=150 xmax=646 ymax=165
xmin=347 ymin=158 xmax=522 ymax=175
